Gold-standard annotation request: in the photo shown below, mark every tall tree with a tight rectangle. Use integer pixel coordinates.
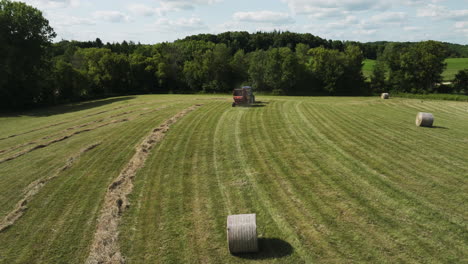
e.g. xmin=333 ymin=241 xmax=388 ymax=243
xmin=0 ymin=0 xmax=56 ymax=108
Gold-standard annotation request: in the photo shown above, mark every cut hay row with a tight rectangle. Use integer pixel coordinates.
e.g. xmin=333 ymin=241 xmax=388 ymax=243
xmin=86 ymin=104 xmax=202 ymax=264
xmin=0 ymin=106 xmax=167 ymax=154
xmin=0 ymin=142 xmax=101 ymax=232
xmin=0 ymin=106 xmax=168 ymax=157
xmin=0 ymin=99 xmax=202 ymax=263
xmin=0 ymin=119 xmax=129 ymax=165
xmin=0 ymin=103 xmax=138 ymax=142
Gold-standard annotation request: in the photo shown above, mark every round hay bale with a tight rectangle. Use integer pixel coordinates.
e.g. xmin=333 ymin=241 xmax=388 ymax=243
xmin=227 ymin=214 xmax=258 ymax=254
xmin=416 ymin=112 xmax=434 ymax=127
xmin=381 ymin=93 xmax=389 ymax=99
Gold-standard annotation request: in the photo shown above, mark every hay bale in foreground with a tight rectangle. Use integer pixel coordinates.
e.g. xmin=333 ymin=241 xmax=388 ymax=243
xmin=381 ymin=93 xmax=390 ymax=99
xmin=227 ymin=214 xmax=258 ymax=254
xmin=416 ymin=112 xmax=434 ymax=127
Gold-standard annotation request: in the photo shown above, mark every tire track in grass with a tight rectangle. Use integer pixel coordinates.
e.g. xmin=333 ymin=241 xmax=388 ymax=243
xmin=119 ymin=104 xmax=205 ymax=263
xmin=290 ymin=102 xmax=424 ymax=260
xmin=322 ymin=104 xmax=468 ymax=198
xmin=160 ymin=102 xmax=236 ymax=263
xmin=0 ymin=105 xmax=169 ymax=156
xmin=249 ymin=101 xmax=389 ymax=261
xmin=86 ymin=104 xmax=202 ymax=264
xmin=275 ymin=101 xmax=389 ymax=260
xmin=283 ymin=102 xmax=427 ymax=261
xmin=316 ymin=103 xmax=468 ymax=211
xmin=0 ymin=102 xmax=142 ymax=142
xmin=152 ymin=106 xmax=209 ymax=264
xmin=311 ymin=103 xmax=468 ymax=254
xmin=0 ymin=142 xmax=101 ymax=232
xmin=248 ymin=102 xmax=337 ymax=258
xmin=182 ymin=103 xmax=227 ymax=263
xmin=0 ymin=102 xmax=202 ymax=263
xmin=297 ymin=103 xmax=466 ymax=261
xmin=231 ymin=102 xmax=315 ymax=263
xmin=0 ymin=119 xmax=129 ymax=165
xmin=4 ymin=112 xmax=145 ymax=263
xmin=159 ymin=103 xmax=219 ymax=263
xmin=336 ymin=101 xmax=468 ymax=164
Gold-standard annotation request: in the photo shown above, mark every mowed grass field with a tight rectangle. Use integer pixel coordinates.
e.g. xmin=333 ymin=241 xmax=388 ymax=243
xmin=363 ymin=58 xmax=468 ymax=81
xmin=0 ymin=95 xmax=467 ymax=263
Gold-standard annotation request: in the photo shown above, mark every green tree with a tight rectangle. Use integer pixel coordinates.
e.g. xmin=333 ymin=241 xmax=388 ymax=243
xmin=370 ymin=59 xmax=387 ymax=93
xmin=453 ymin=69 xmax=468 ymax=94
xmin=0 ymin=0 xmax=56 ymax=108
xmin=383 ymin=41 xmax=447 ymax=93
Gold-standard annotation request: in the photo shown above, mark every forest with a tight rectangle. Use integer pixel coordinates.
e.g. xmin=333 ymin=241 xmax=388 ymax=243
xmin=1 ymin=0 xmax=468 ymax=109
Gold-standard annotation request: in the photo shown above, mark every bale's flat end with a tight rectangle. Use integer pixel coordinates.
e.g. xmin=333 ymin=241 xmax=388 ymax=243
xmin=416 ymin=112 xmax=434 ymax=127
xmin=227 ymin=214 xmax=258 ymax=254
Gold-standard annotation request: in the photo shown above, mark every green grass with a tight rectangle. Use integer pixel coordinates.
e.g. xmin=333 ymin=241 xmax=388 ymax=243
xmin=363 ymin=58 xmax=468 ymax=81
xmin=0 ymin=95 xmax=467 ymax=263
xmin=393 ymin=93 xmax=468 ymax=102
xmin=444 ymin=58 xmax=468 ymax=81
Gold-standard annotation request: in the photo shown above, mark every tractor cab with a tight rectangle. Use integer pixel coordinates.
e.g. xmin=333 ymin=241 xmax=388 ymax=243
xmin=232 ymin=86 xmax=255 ymax=107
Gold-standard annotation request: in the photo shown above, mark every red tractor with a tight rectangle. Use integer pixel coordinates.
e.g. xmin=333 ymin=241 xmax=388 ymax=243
xmin=232 ymin=86 xmax=255 ymax=107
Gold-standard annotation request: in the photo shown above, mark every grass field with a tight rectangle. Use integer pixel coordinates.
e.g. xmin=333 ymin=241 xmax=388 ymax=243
xmin=363 ymin=58 xmax=468 ymax=81
xmin=0 ymin=95 xmax=467 ymax=263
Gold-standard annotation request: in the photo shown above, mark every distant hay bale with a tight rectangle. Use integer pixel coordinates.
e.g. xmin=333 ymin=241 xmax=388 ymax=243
xmin=416 ymin=112 xmax=434 ymax=127
xmin=381 ymin=93 xmax=389 ymax=99
xmin=227 ymin=214 xmax=258 ymax=254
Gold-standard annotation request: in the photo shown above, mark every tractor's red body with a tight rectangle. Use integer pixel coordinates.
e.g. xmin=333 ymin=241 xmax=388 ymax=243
xmin=232 ymin=86 xmax=255 ymax=107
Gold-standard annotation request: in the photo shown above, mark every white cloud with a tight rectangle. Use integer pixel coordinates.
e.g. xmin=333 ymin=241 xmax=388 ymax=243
xmin=403 ymin=26 xmax=421 ymax=31
xmin=282 ymin=0 xmax=390 ymax=14
xmin=93 ymin=11 xmax=130 ymax=23
xmin=53 ymin=15 xmax=95 ymax=26
xmin=417 ymin=4 xmax=468 ymax=20
xmin=455 ymin=21 xmax=468 ymax=34
xmin=155 ymin=0 xmax=222 ymax=15
xmin=21 ymin=0 xmax=80 ymax=8
xmin=326 ymin=15 xmax=359 ymax=29
xmin=153 ymin=17 xmax=207 ymax=32
xmin=369 ymin=12 xmax=408 ymax=23
xmin=127 ymin=4 xmax=158 ymax=17
xmin=233 ymin=11 xmax=294 ymax=24
xmin=305 ymin=7 xmax=347 ymax=19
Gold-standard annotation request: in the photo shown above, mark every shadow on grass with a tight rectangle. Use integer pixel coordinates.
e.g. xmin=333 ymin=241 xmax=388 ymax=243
xmin=431 ymin=126 xmax=449 ymax=129
xmin=233 ymin=238 xmax=293 ymax=260
xmin=0 ymin=96 xmax=136 ymax=117
xmin=234 ymin=102 xmax=269 ymax=108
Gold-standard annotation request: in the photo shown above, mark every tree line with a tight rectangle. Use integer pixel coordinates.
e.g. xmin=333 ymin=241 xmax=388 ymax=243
xmin=1 ymin=0 xmax=467 ymax=109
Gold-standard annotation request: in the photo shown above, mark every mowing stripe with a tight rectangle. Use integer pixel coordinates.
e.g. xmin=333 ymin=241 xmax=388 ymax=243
xmin=0 ymin=142 xmax=101 ymax=232
xmin=86 ymin=104 xmax=202 ymax=264
xmin=0 ymin=119 xmax=128 ymax=164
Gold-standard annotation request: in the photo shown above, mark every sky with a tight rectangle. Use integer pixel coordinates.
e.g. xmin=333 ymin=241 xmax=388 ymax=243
xmin=17 ymin=0 xmax=468 ymax=44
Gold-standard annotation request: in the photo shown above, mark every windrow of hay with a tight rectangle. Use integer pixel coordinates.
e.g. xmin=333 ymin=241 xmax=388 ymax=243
xmin=0 ymin=119 xmax=128 ymax=165
xmin=85 ymin=104 xmax=203 ymax=264
xmin=0 ymin=106 xmax=167 ymax=156
xmin=0 ymin=102 xmax=145 ymax=141
xmin=0 ymin=142 xmax=102 ymax=232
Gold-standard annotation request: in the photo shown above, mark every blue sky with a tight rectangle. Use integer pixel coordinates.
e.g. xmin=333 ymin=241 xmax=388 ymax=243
xmin=18 ymin=0 xmax=468 ymax=44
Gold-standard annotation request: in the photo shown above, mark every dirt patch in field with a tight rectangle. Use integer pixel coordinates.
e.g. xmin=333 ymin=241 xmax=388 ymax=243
xmin=0 ymin=119 xmax=128 ymax=165
xmin=86 ymin=104 xmax=203 ymax=264
xmin=0 ymin=142 xmax=101 ymax=232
